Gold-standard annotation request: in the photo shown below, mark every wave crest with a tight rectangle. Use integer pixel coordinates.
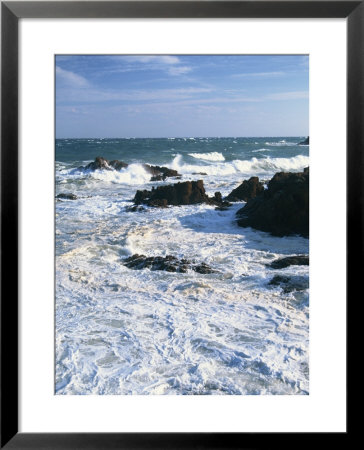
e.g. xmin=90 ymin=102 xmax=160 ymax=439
xmin=188 ymin=152 xmax=225 ymax=162
xmin=171 ymin=154 xmax=309 ymax=178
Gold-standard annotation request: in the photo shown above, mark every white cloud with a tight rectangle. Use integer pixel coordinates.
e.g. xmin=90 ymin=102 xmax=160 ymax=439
xmin=57 ymin=87 xmax=213 ymax=103
xmin=56 ymin=66 xmax=90 ymax=88
xmin=168 ymin=66 xmax=192 ymax=76
xmin=232 ymin=71 xmax=286 ymax=78
xmin=113 ymin=55 xmax=192 ymax=76
xmin=267 ymin=91 xmax=308 ymax=100
xmin=121 ymin=55 xmax=181 ymax=65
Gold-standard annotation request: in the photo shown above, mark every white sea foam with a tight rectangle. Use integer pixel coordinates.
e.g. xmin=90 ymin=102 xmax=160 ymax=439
xmin=188 ymin=152 xmax=226 ymax=162
xmin=56 ymin=200 xmax=309 ymax=395
xmin=89 ymin=164 xmax=151 ymax=185
xmin=56 ymin=141 xmax=309 ymax=395
xmin=171 ymin=154 xmax=309 ymax=179
xmin=59 ymin=163 xmax=152 ymax=186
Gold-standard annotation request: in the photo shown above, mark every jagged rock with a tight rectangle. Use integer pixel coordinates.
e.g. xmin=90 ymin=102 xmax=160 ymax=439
xmin=214 ymin=192 xmax=232 ymax=211
xmin=82 ymin=156 xmax=128 ymax=171
xmin=268 ymin=275 xmax=309 ymax=293
xmin=298 ymin=137 xmax=309 ymax=145
xmin=150 ymin=175 xmax=165 ymax=182
xmin=192 ymin=172 xmax=208 ymax=176
xmin=143 ymin=164 xmax=180 ymax=180
xmin=109 ymin=160 xmax=129 ymax=170
xmin=123 ymin=254 xmax=216 ymax=274
xmin=236 ymin=169 xmax=309 ymax=237
xmin=226 ymin=177 xmax=264 ymax=202
xmin=79 ymin=157 xmax=180 ymax=181
xmin=267 ymin=255 xmax=309 ymax=269
xmin=214 ymin=192 xmax=222 ymax=203
xmin=56 ymin=193 xmax=77 ymax=200
xmin=133 ymin=180 xmax=229 ymax=208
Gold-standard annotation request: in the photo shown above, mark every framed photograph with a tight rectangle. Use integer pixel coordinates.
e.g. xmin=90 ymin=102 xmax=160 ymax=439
xmin=1 ymin=1 xmax=356 ymax=447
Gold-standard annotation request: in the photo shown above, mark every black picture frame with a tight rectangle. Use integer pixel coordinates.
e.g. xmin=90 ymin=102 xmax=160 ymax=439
xmin=1 ymin=1 xmax=357 ymax=448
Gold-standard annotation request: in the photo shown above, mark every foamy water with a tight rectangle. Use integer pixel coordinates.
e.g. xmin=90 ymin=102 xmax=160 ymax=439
xmin=56 ymin=137 xmax=309 ymax=395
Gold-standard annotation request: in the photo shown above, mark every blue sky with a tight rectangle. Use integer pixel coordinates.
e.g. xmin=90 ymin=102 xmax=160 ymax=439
xmin=56 ymin=55 xmax=308 ymax=138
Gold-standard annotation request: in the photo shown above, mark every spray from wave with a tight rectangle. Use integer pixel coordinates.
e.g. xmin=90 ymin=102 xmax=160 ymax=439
xmin=59 ymin=163 xmax=152 ymax=185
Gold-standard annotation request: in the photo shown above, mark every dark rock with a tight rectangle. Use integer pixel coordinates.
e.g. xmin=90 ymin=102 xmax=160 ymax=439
xmin=83 ymin=156 xmax=128 ymax=171
xmin=298 ymin=137 xmax=309 ymax=145
xmin=148 ymin=198 xmax=169 ymax=208
xmin=150 ymin=175 xmax=165 ymax=182
xmin=133 ymin=180 xmax=227 ymax=208
xmin=133 ymin=189 xmax=152 ymax=205
xmin=194 ymin=262 xmax=217 ymax=274
xmin=123 ymin=254 xmax=216 ymax=274
xmin=214 ymin=192 xmax=222 ymax=203
xmin=143 ymin=164 xmax=180 ymax=180
xmin=109 ymin=160 xmax=129 ymax=170
xmin=226 ymin=177 xmax=264 ymax=202
xmin=192 ymin=172 xmax=208 ymax=176
xmin=268 ymin=275 xmax=309 ymax=293
xmin=79 ymin=157 xmax=180 ymax=181
xmin=56 ymin=193 xmax=77 ymax=200
xmin=236 ymin=169 xmax=309 ymax=237
xmin=267 ymin=255 xmax=309 ymax=269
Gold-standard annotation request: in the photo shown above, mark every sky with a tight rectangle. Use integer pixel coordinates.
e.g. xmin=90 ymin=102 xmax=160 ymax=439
xmin=55 ymin=55 xmax=309 ymax=138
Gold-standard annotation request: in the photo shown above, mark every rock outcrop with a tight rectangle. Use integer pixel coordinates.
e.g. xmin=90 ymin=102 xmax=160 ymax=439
xmin=225 ymin=177 xmax=264 ymax=202
xmin=79 ymin=157 xmax=180 ymax=180
xmin=268 ymin=275 xmax=309 ymax=293
xmin=143 ymin=164 xmax=180 ymax=181
xmin=267 ymin=255 xmax=309 ymax=269
xmin=83 ymin=156 xmax=128 ymax=171
xmin=236 ymin=168 xmax=309 ymax=237
xmin=123 ymin=254 xmax=216 ymax=274
xmin=133 ymin=180 xmax=230 ymax=208
xmin=56 ymin=193 xmax=77 ymax=200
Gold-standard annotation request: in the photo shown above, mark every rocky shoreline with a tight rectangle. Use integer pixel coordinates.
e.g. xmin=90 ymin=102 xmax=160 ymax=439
xmin=133 ymin=180 xmax=231 ymax=209
xmin=56 ymin=156 xmax=309 ymax=294
xmin=58 ymin=156 xmax=309 ymax=239
xmin=236 ymin=168 xmax=309 ymax=237
xmin=131 ymin=166 xmax=309 ymax=239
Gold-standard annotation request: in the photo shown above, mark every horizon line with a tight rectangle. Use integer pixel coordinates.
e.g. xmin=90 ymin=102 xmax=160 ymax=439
xmin=56 ymin=135 xmax=309 ymax=140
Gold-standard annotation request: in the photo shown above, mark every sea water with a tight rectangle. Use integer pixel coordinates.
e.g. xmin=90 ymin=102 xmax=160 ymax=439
xmin=55 ymin=137 xmax=309 ymax=395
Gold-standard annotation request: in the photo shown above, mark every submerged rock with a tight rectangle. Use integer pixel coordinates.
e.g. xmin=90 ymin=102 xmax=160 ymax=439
xmin=267 ymin=255 xmax=309 ymax=269
xmin=298 ymin=136 xmax=309 ymax=145
xmin=133 ymin=180 xmax=230 ymax=208
xmin=225 ymin=176 xmax=264 ymax=202
xmin=56 ymin=193 xmax=77 ymax=200
xmin=236 ymin=168 xmax=309 ymax=237
xmin=125 ymin=205 xmax=146 ymax=212
xmin=268 ymin=275 xmax=309 ymax=293
xmin=123 ymin=254 xmax=216 ymax=274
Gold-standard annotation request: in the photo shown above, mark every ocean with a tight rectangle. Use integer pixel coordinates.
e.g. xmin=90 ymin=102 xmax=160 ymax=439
xmin=55 ymin=137 xmax=309 ymax=395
